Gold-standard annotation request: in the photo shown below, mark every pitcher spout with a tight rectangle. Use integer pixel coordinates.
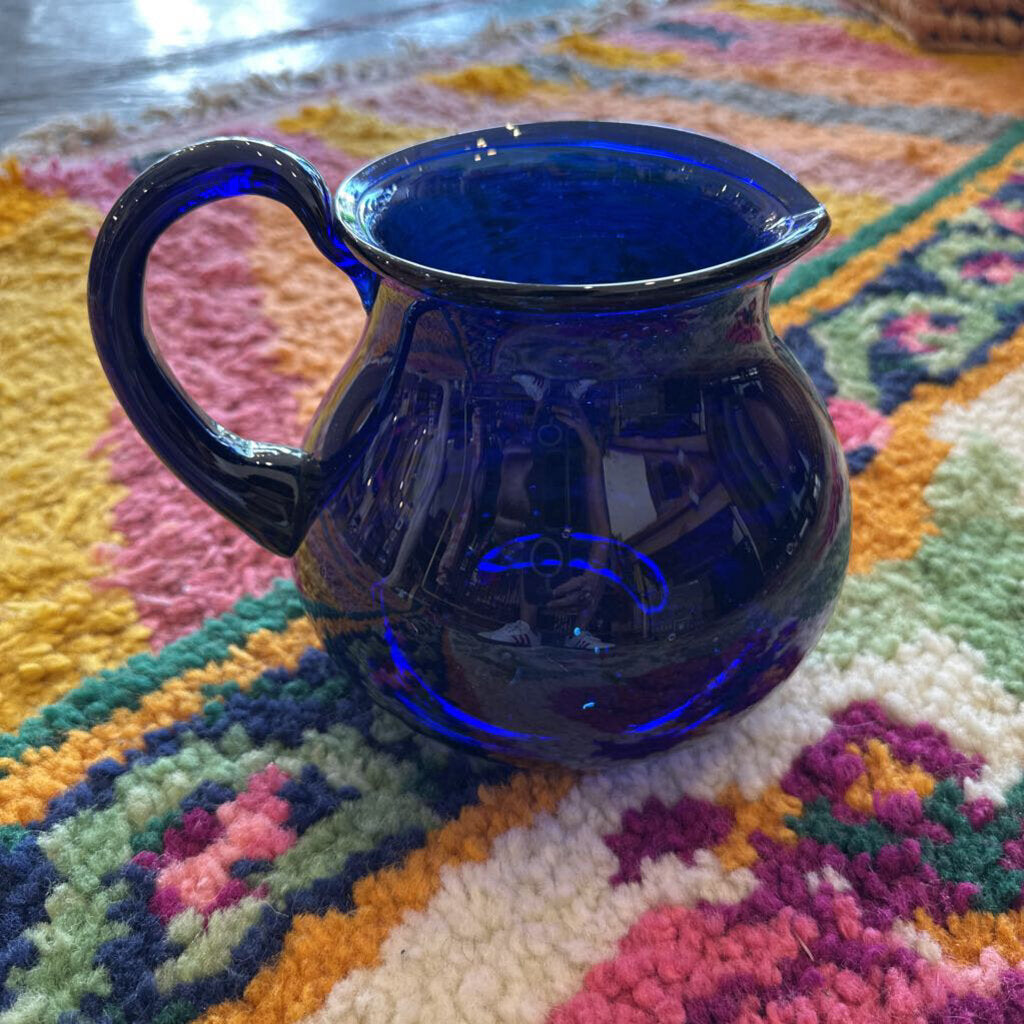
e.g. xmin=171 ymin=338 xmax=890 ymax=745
xmin=335 ymin=120 xmax=828 ymax=313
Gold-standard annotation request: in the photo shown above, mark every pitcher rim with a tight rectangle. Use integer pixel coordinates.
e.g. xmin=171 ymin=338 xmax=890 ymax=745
xmin=335 ymin=120 xmax=829 ymax=312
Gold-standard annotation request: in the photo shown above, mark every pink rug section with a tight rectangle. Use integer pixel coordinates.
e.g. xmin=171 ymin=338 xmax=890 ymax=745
xmin=135 ymin=765 xmax=295 ymax=923
xmin=27 ymin=159 xmax=308 ymax=645
xmin=23 ymin=157 xmax=138 ymax=210
xmin=827 ymin=398 xmax=893 ymax=452
xmin=616 ymin=14 xmax=933 ymax=71
xmin=548 ymin=898 xmax=1009 ymax=1024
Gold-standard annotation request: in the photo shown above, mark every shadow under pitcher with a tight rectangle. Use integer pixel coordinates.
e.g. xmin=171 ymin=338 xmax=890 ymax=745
xmin=88 ymin=121 xmax=850 ymax=768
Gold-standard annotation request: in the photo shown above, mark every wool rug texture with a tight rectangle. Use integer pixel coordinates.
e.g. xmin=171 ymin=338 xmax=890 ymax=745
xmin=2 ymin=0 xmax=1024 ymax=1021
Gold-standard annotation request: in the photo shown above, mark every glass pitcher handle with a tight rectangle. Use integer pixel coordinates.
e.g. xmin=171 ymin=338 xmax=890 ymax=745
xmin=88 ymin=138 xmax=379 ymax=556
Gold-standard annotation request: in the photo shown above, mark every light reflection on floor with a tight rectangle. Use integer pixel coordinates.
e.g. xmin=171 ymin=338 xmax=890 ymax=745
xmin=2 ymin=0 xmax=599 ymax=145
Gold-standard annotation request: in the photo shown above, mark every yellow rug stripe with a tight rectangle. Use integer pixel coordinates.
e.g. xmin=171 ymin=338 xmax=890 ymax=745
xmin=0 ymin=161 xmax=57 ymax=239
xmin=0 ymin=618 xmax=319 ymax=826
xmin=804 ymin=183 xmax=891 ymax=238
xmin=276 ymin=104 xmax=443 ymax=160
xmin=555 ymin=32 xmax=686 ymax=69
xmin=915 ymin=907 xmax=1024 ymax=965
xmin=772 ymin=142 xmax=1024 ymax=333
xmin=849 ymin=325 xmax=1024 ymax=574
xmin=0 ymin=174 xmax=149 ymax=731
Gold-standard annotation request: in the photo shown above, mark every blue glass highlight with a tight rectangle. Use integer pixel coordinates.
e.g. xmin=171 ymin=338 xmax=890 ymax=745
xmin=477 ymin=533 xmax=669 ymax=614
xmin=375 ymin=584 xmax=551 ymax=744
xmin=89 ymin=123 xmax=849 ymax=768
xmin=626 ymin=652 xmax=746 ymax=734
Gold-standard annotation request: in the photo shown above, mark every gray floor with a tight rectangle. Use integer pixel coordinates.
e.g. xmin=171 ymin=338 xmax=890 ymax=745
xmin=0 ymin=0 xmax=597 ymax=146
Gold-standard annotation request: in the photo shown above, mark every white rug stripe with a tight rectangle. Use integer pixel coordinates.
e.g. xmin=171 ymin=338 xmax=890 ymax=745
xmin=301 ymin=624 xmax=1023 ymax=1023
xmin=308 ymin=843 xmax=754 ymax=1024
xmin=931 ymin=365 xmax=1024 ymax=458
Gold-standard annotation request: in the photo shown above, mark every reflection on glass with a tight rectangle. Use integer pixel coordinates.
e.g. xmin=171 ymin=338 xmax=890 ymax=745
xmin=292 ymin=122 xmax=846 ymax=768
xmin=297 ymin=292 xmax=849 ymax=768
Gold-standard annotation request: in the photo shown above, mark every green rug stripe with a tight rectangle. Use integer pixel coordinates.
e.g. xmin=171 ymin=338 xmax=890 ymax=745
xmin=0 ymin=579 xmax=305 ymax=767
xmin=772 ymin=119 xmax=1024 ymax=306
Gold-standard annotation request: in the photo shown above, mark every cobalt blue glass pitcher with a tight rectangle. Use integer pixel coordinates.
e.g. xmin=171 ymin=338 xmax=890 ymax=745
xmin=89 ymin=121 xmax=850 ymax=768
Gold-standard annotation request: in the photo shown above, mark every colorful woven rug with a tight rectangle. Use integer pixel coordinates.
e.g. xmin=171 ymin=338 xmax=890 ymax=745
xmin=3 ymin=1 xmax=1024 ymax=1021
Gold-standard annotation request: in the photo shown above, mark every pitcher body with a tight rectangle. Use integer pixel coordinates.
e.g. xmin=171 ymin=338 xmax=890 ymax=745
xmin=89 ymin=121 xmax=848 ymax=766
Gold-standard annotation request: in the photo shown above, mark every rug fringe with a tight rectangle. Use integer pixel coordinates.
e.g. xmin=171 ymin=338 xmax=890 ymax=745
xmin=3 ymin=0 xmax=676 ymax=160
